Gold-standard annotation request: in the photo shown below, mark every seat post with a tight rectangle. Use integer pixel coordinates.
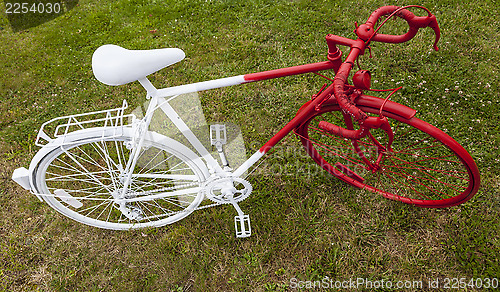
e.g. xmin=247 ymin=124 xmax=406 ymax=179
xmin=138 ymin=77 xmax=158 ymax=99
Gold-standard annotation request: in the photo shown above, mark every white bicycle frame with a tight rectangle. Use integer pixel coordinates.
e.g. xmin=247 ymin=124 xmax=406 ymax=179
xmin=125 ymin=77 xmax=265 ymax=187
xmin=12 ymin=45 xmax=338 ymax=237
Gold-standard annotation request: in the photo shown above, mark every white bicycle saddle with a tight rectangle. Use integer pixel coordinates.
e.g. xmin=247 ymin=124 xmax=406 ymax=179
xmin=92 ymin=44 xmax=185 ymax=86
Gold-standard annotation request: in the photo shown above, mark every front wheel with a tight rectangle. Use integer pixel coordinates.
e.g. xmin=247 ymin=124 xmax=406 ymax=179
xmin=295 ymin=102 xmax=480 ymax=207
xmin=32 ymin=127 xmax=208 ymax=229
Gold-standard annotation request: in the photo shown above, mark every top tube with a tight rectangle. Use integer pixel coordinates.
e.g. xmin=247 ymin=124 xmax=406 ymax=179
xmin=155 ymin=61 xmax=339 ymax=99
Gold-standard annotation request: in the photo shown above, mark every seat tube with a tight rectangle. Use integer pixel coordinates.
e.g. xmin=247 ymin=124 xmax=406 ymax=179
xmin=156 ymin=96 xmax=225 ymax=174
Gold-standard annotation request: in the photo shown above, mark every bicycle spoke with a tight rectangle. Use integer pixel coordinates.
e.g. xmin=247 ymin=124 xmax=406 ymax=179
xmin=385 ymin=153 xmax=467 ymax=180
xmin=383 ymin=156 xmax=449 ymax=199
xmin=37 ymin=133 xmax=204 ymax=229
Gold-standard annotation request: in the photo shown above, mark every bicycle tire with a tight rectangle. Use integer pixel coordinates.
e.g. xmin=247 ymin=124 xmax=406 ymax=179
xmin=32 ymin=127 xmax=208 ymax=229
xmin=295 ymin=100 xmax=480 ymax=207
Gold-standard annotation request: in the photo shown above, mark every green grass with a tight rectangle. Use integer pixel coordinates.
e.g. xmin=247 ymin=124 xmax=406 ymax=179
xmin=1 ymin=0 xmax=499 ymax=291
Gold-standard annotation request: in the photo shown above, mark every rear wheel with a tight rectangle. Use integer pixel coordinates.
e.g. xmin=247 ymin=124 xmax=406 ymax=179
xmin=32 ymin=128 xmax=207 ymax=229
xmin=295 ymin=103 xmax=480 ymax=207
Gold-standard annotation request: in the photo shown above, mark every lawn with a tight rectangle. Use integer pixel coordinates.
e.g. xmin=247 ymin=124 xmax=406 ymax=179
xmin=0 ymin=0 xmax=499 ymax=291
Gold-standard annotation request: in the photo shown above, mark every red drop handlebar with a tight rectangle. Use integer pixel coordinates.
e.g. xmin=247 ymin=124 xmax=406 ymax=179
xmin=326 ymin=6 xmax=441 ymax=63
xmin=358 ymin=5 xmax=441 ymax=51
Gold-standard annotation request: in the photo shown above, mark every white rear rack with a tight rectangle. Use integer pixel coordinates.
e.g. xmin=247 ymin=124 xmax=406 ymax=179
xmin=35 ymin=100 xmax=135 ymax=146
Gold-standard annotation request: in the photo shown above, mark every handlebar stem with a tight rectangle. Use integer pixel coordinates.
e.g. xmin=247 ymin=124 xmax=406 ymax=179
xmin=326 ymin=34 xmax=367 ymax=52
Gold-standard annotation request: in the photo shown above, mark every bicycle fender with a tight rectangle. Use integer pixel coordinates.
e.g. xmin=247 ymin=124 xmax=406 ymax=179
xmin=357 ymin=94 xmax=416 ymax=119
xmin=297 ymin=94 xmax=416 ymax=120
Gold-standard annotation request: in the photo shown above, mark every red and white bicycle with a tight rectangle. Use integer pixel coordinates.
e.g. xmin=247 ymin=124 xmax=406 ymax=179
xmin=13 ymin=6 xmax=480 ymax=237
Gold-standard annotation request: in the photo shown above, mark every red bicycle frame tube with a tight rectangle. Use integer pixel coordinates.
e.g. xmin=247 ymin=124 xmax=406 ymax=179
xmin=237 ymin=47 xmax=344 ymax=154
xmin=252 ymin=39 xmax=367 ymax=153
xmin=244 ymin=61 xmax=340 ymax=83
xmin=241 ymin=62 xmax=342 ymax=153
xmin=258 ymin=83 xmax=338 ymax=153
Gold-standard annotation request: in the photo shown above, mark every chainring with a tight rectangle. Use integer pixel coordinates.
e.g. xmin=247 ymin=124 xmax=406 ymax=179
xmin=203 ymin=177 xmax=252 ymax=204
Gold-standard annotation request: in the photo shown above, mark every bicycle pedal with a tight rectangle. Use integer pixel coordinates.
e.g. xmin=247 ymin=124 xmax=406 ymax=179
xmin=210 ymin=124 xmax=230 ymax=167
xmin=234 ymin=214 xmax=251 ymax=238
xmin=210 ymin=124 xmax=227 ymax=146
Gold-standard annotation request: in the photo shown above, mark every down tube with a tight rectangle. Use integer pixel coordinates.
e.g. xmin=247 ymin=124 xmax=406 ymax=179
xmin=232 ymin=84 xmax=336 ymax=177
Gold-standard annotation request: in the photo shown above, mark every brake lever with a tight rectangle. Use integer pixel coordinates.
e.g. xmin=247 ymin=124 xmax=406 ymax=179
xmin=406 ymin=12 xmax=441 ymax=51
xmin=360 ymin=116 xmax=394 ymax=152
xmin=428 ymin=16 xmax=441 ymax=51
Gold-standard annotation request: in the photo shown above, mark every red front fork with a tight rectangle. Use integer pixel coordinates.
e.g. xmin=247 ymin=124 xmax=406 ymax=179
xmin=319 ymin=35 xmax=396 ymax=171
